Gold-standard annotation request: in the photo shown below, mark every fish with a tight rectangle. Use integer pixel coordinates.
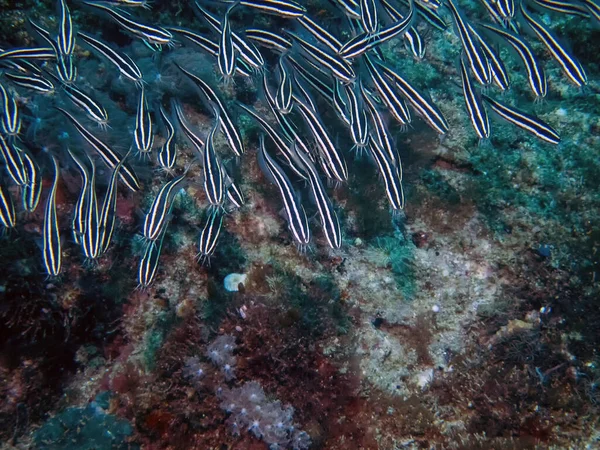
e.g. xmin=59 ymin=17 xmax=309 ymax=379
xmin=195 ymin=2 xmax=265 ymax=71
xmin=57 ymin=0 xmax=75 ymax=56
xmin=203 ymin=117 xmax=225 ymax=208
xmin=288 ymin=55 xmax=334 ymax=103
xmin=397 ymin=0 xmax=448 ymax=31
xmin=364 ymin=55 xmax=411 ymax=126
xmin=477 ymin=0 xmax=520 ymax=33
xmin=482 ymin=94 xmax=560 ymax=144
xmin=142 ymin=173 xmax=187 ymax=242
xmin=368 ymin=137 xmax=404 ymax=211
xmin=468 ymin=24 xmax=510 ymax=91
xmin=236 ymin=102 xmax=306 ymax=180
xmin=496 ymin=0 xmax=516 ymax=23
xmin=134 ymin=86 xmax=154 ymax=157
xmin=582 ymin=0 xmax=600 ymax=21
xmin=459 ymin=57 xmax=490 ymax=141
xmin=157 ymin=105 xmax=177 ymax=172
xmin=446 ymin=0 xmax=491 ymax=86
xmin=333 ymin=0 xmax=362 ymax=19
xmin=0 ymin=183 xmax=16 ymax=230
xmin=379 ymin=0 xmax=425 ymax=59
xmin=226 ymin=180 xmax=245 ymax=209
xmin=81 ymin=155 xmax=102 ymax=261
xmin=42 ymin=155 xmax=62 ymax=277
xmin=0 ymin=47 xmax=56 ymax=61
xmin=20 ymin=149 xmax=42 ymax=213
xmin=98 ymin=153 xmax=129 ymax=254
xmin=218 ymin=2 xmax=237 ymax=85
xmin=82 ymin=1 xmax=173 ymax=46
xmin=0 ymin=134 xmax=28 ymax=186
xmin=0 ymin=83 xmax=21 ymax=139
xmin=376 ymin=61 xmax=449 ymax=135
xmin=275 ymin=55 xmax=293 ymax=114
xmin=56 ymin=53 xmax=78 ymax=85
xmin=56 ymin=107 xmax=141 ymax=191
xmin=291 ymin=142 xmax=342 ymax=249
xmin=530 ymin=0 xmax=590 ymax=16
xmin=77 ymin=32 xmax=144 ymax=86
xmin=480 ymin=23 xmax=547 ymax=98
xmin=292 ymin=93 xmax=349 ymax=183
xmin=245 ymin=28 xmax=293 ymax=53
xmin=297 ymin=15 xmax=342 ymax=53
xmin=258 ymin=134 xmax=311 ymax=250
xmin=176 ymin=63 xmax=245 ymax=157
xmin=339 ymin=0 xmax=414 ymax=60
xmin=111 ymin=0 xmax=152 ymax=9
xmin=61 ymin=82 xmax=109 ymax=129
xmin=360 ymin=0 xmax=380 ymax=33
xmin=138 ymin=229 xmax=167 ymax=290
xmin=3 ymin=72 xmax=55 ymax=94
xmin=344 ymin=81 xmax=370 ymax=151
xmin=172 ymin=100 xmax=205 ymax=154
xmin=360 ymin=81 xmax=400 ymax=167
xmin=333 ymin=79 xmax=351 ymax=126
xmin=221 ymin=0 xmax=306 ymax=17
xmin=67 ymin=148 xmax=90 ymax=245
xmin=520 ymin=3 xmax=587 ymax=87
xmin=286 ymin=31 xmax=356 ymax=84
xmin=197 ymin=208 xmax=224 ymax=265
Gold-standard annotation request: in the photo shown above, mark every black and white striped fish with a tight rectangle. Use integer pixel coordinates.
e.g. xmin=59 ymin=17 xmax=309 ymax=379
xmin=134 ymin=87 xmax=154 ymax=157
xmin=360 ymin=0 xmax=380 ymax=33
xmin=245 ymin=28 xmax=293 ymax=53
xmin=20 ymin=149 xmax=42 ymax=213
xmin=81 ymin=155 xmax=102 ymax=261
xmin=157 ymin=105 xmax=177 ymax=172
xmin=218 ymin=3 xmax=237 ymax=85
xmin=57 ymin=107 xmax=141 ymax=191
xmin=468 ymin=24 xmax=510 ymax=91
xmin=480 ymin=23 xmax=547 ymax=98
xmin=297 ymin=15 xmax=342 ymax=53
xmin=459 ymin=57 xmax=490 ymax=141
xmin=287 ymin=31 xmax=356 ymax=84
xmin=258 ymin=134 xmax=311 ymax=250
xmin=138 ymin=230 xmax=167 ymax=290
xmin=0 ymin=47 xmax=56 ymax=61
xmin=482 ymin=94 xmax=560 ymax=144
xmin=292 ymin=142 xmax=342 ymax=249
xmin=143 ymin=173 xmax=187 ymax=242
xmin=275 ymin=55 xmax=294 ymax=115
xmin=4 ymin=72 xmax=55 ymax=94
xmin=226 ymin=180 xmax=245 ymax=210
xmin=0 ymin=183 xmax=16 ymax=230
xmin=78 ymin=32 xmax=144 ymax=87
xmin=68 ymin=148 xmax=90 ymax=245
xmin=197 ymin=208 xmax=224 ymax=266
xmin=368 ymin=137 xmax=404 ymax=211
xmin=293 ymin=93 xmax=348 ymax=183
xmin=0 ymin=83 xmax=21 ymax=139
xmin=344 ymin=81 xmax=370 ymax=151
xmin=57 ymin=0 xmax=75 ymax=56
xmin=520 ymin=4 xmax=587 ymax=87
xmin=376 ymin=61 xmax=449 ymax=135
xmin=61 ymin=82 xmax=109 ymax=129
xmin=0 ymin=134 xmax=28 ymax=186
xmin=195 ymin=2 xmax=265 ymax=71
xmin=176 ymin=63 xmax=245 ymax=157
xmin=220 ymin=0 xmax=306 ymax=17
xmin=364 ymin=55 xmax=411 ymax=127
xmin=203 ymin=117 xmax=225 ymax=208
xmin=56 ymin=53 xmax=78 ymax=85
xmin=82 ymin=1 xmax=173 ymax=46
xmin=531 ymin=0 xmax=589 ymax=16
xmin=43 ymin=155 xmax=62 ymax=277
xmin=98 ymin=153 xmax=128 ymax=255
xmin=172 ymin=100 xmax=205 ymax=154
xmin=446 ymin=0 xmax=491 ymax=86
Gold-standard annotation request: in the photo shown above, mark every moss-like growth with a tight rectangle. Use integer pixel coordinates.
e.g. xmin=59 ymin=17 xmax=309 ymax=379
xmin=374 ymin=231 xmax=417 ymax=301
xmin=33 ymin=397 xmax=137 ymax=450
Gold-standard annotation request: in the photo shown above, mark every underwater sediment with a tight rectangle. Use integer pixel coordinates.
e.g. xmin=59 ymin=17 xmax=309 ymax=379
xmin=0 ymin=0 xmax=599 ymax=448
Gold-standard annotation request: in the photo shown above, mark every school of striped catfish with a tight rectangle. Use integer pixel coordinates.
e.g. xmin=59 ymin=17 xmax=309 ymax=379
xmin=0 ymin=0 xmax=594 ymax=288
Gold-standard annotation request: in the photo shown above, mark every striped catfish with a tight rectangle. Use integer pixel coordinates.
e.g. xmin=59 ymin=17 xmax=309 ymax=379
xmin=459 ymin=57 xmax=490 ymax=141
xmin=258 ymin=134 xmax=311 ymax=250
xmin=43 ymin=155 xmax=62 ymax=277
